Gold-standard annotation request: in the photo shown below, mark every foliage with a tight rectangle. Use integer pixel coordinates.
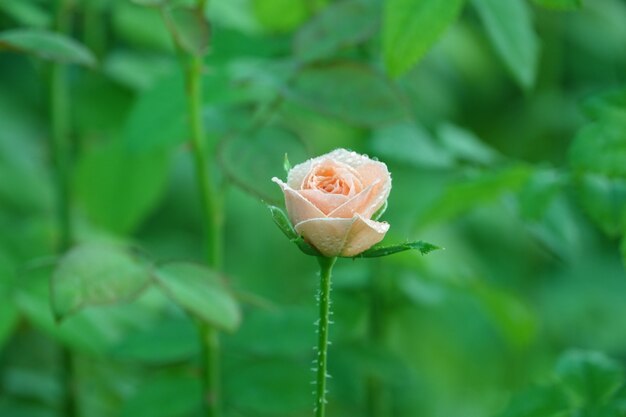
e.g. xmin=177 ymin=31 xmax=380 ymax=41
xmin=1 ymin=0 xmax=626 ymax=416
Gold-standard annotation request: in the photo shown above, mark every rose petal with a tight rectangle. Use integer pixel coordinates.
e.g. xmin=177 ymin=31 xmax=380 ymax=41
xmin=272 ymin=178 xmax=325 ymax=225
xmin=298 ymin=189 xmax=348 ymax=215
xmin=355 ymin=162 xmax=391 ymax=217
xmin=327 ymin=180 xmax=379 ymax=219
xmin=341 ymin=215 xmax=389 ymax=257
xmin=294 ymin=215 xmax=389 ymax=257
xmin=287 ymin=149 xmax=377 ymax=189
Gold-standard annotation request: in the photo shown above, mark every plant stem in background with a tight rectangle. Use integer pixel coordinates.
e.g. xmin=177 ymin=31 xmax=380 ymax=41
xmin=50 ymin=0 xmax=76 ymax=415
xmin=186 ymin=52 xmax=223 ymax=417
xmin=315 ymin=256 xmax=337 ymax=417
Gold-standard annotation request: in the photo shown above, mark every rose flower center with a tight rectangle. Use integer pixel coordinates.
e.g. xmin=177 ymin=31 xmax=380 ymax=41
xmin=302 ymin=161 xmax=363 ymax=197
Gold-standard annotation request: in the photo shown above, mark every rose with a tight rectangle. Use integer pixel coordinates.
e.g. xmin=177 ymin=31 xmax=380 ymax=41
xmin=272 ymin=149 xmax=391 ymax=257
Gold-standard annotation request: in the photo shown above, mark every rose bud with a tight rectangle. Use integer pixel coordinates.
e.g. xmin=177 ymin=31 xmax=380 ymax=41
xmin=272 ymin=149 xmax=391 ymax=257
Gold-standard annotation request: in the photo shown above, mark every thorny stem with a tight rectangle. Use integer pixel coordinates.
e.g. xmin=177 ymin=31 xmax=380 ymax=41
xmin=315 ymin=256 xmax=337 ymax=417
xmin=50 ymin=1 xmax=77 ymax=416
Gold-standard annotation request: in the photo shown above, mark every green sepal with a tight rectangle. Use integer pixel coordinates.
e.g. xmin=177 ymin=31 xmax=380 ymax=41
xmin=267 ymin=204 xmax=320 ymax=256
xmin=284 ymin=153 xmax=292 ymax=175
xmin=352 ymin=240 xmax=441 ymax=258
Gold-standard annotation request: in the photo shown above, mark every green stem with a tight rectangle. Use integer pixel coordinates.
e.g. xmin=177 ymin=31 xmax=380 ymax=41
xmin=185 ymin=54 xmax=223 ymax=417
xmin=50 ymin=1 xmax=77 ymax=416
xmin=315 ymin=256 xmax=337 ymax=417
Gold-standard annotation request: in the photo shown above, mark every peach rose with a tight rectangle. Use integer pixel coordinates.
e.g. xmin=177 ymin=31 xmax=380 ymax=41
xmin=272 ymin=149 xmax=391 ymax=257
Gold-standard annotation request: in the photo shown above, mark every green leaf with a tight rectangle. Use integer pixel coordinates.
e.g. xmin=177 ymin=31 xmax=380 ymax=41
xmin=15 ymin=266 xmax=121 ymax=355
xmin=353 ymin=241 xmax=441 ymax=258
xmin=437 ymin=123 xmax=500 ymax=165
xmin=253 ymin=0 xmax=312 ymax=32
xmin=286 ymin=62 xmax=409 ymax=127
xmin=154 ymin=262 xmax=241 ymax=332
xmin=220 ymin=126 xmax=308 ymax=203
xmin=472 ymin=0 xmax=539 ymax=89
xmin=0 ymin=1 xmax=51 ymax=28
xmin=532 ymin=0 xmax=582 ymax=11
xmin=293 ymin=0 xmax=377 ymax=62
xmin=497 ymin=385 xmax=569 ymax=417
xmin=0 ymin=29 xmax=96 ymax=67
xmin=370 ymin=122 xmax=454 ymax=169
xmin=120 ymin=373 xmax=201 ymax=417
xmin=51 ymin=244 xmax=153 ymax=320
xmin=165 ymin=6 xmax=210 ymax=56
xmin=124 ymin=69 xmax=245 ymax=152
xmin=574 ymin=174 xmax=626 ymax=238
xmin=555 ymin=350 xmax=624 ymax=407
xmin=621 ymin=236 xmax=626 ymax=272
xmin=569 ymin=119 xmax=626 ymax=178
xmin=383 ymin=0 xmax=466 ymax=77
xmin=74 ymin=141 xmax=169 ymax=235
xmin=112 ymin=317 xmax=198 ymax=364
xmin=419 ymin=165 xmax=532 ymax=226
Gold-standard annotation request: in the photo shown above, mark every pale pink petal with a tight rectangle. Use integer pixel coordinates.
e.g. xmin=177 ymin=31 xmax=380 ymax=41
xmin=287 ymin=148 xmax=372 ymax=189
xmin=327 ymin=181 xmax=379 ymax=218
xmin=354 ymin=162 xmax=392 ymax=218
xmin=299 ymin=189 xmax=348 ymax=215
xmin=272 ymin=178 xmax=325 ymax=225
xmin=294 ymin=215 xmax=389 ymax=257
xmin=341 ymin=215 xmax=389 ymax=257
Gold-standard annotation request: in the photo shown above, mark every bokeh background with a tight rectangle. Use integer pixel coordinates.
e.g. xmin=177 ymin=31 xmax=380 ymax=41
xmin=1 ymin=0 xmax=626 ymax=416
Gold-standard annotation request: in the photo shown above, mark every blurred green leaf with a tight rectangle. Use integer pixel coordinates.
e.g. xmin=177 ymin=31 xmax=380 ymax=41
xmin=353 ymin=240 xmax=441 ymax=258
xmin=383 ymin=0 xmax=465 ymax=77
xmin=574 ymin=174 xmax=626 ymax=238
xmin=103 ymin=50 xmax=176 ymax=90
xmin=555 ymin=350 xmax=624 ymax=407
xmin=419 ymin=165 xmax=532 ymax=226
xmin=0 ymin=1 xmax=51 ymax=28
xmin=253 ymin=0 xmax=312 ymax=32
xmin=120 ymin=373 xmax=200 ymax=417
xmin=112 ymin=2 xmax=173 ymax=51
xmin=221 ymin=126 xmax=308 ymax=203
xmin=569 ymin=119 xmax=626 ymax=178
xmin=165 ymin=6 xmax=210 ymax=56
xmin=112 ymin=317 xmax=198 ymax=363
xmin=437 ymin=123 xmax=500 ymax=165
xmin=370 ymin=122 xmax=454 ymax=169
xmin=15 ymin=267 xmax=119 ymax=355
xmin=497 ymin=385 xmax=569 ymax=417
xmin=75 ymin=141 xmax=169 ymax=235
xmin=154 ymin=262 xmax=241 ymax=331
xmin=472 ymin=0 xmax=539 ymax=89
xmin=294 ymin=0 xmax=377 ymax=62
xmin=123 ymin=69 xmax=245 ymax=152
xmin=583 ymin=88 xmax=626 ymax=122
xmin=0 ymin=29 xmax=96 ymax=67
xmin=286 ymin=62 xmax=409 ymax=127
xmin=532 ymin=0 xmax=582 ymax=11
xmin=51 ymin=244 xmax=153 ymax=320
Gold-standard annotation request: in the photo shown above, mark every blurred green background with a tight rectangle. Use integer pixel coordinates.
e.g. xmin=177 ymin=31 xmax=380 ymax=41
xmin=1 ymin=0 xmax=626 ymax=416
